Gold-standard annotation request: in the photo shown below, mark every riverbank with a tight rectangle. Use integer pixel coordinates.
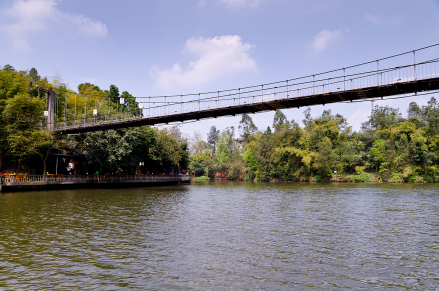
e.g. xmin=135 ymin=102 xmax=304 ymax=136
xmin=196 ymin=171 xmax=439 ymax=183
xmin=0 ymin=174 xmax=190 ymax=192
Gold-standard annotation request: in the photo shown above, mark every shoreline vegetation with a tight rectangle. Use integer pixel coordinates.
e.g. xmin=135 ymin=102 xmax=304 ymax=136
xmin=195 ymin=172 xmax=381 ymax=183
xmin=188 ymin=101 xmax=439 ymax=184
xmin=1 ymin=65 xmax=439 ymax=184
xmin=0 ymin=65 xmax=189 ymax=177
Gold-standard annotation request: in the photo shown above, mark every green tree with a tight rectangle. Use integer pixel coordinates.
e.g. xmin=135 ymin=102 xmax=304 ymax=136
xmin=78 ymin=82 xmax=100 ymax=95
xmin=104 ymin=84 xmax=120 ymax=104
xmin=2 ymin=64 xmax=15 ymax=72
xmin=86 ymin=128 xmax=138 ymax=174
xmin=190 ymin=149 xmax=213 ymax=176
xmin=370 ymin=139 xmax=390 ymax=175
xmin=0 ymin=67 xmax=30 ymax=114
xmin=273 ymin=109 xmax=288 ymax=133
xmin=207 ymin=126 xmax=220 ymax=155
xmin=120 ymin=90 xmax=138 ymax=112
xmin=242 ymin=134 xmax=260 ymax=181
xmin=313 ymin=137 xmax=339 ymax=179
xmin=2 ymin=94 xmax=56 ymax=174
xmin=274 ymin=119 xmax=303 ymax=148
xmin=29 ymin=68 xmax=40 ymax=82
xmin=363 ymin=105 xmax=402 ymax=134
xmin=255 ymin=127 xmax=274 ymax=181
xmin=216 ymin=126 xmax=237 ymax=165
xmin=238 ymin=113 xmax=258 ymax=144
xmin=408 ymin=101 xmax=422 ymax=119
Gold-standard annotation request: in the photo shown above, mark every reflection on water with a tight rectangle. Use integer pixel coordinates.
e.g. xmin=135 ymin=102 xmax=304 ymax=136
xmin=0 ymin=182 xmax=438 ymax=290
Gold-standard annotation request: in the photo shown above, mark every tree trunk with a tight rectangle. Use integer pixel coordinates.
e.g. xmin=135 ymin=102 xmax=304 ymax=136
xmin=41 ymin=155 xmax=46 ymax=176
xmin=41 ymin=151 xmax=50 ymax=176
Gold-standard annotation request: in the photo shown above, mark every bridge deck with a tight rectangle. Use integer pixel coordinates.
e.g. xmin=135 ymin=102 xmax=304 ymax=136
xmin=56 ymin=77 xmax=439 ymax=135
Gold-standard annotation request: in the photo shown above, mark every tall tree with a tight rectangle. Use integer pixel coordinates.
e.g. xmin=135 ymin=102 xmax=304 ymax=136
xmin=313 ymin=137 xmax=340 ymax=179
xmin=363 ymin=105 xmax=403 ymax=132
xmin=216 ymin=126 xmax=237 ymax=165
xmin=120 ymin=90 xmax=138 ymax=112
xmin=255 ymin=127 xmax=274 ymax=181
xmin=2 ymin=64 xmax=15 ymax=72
xmin=29 ymin=68 xmax=40 ymax=82
xmin=2 ymin=94 xmax=57 ymax=174
xmin=78 ymin=83 xmax=100 ymax=95
xmin=273 ymin=109 xmax=288 ymax=132
xmin=189 ymin=130 xmax=208 ymax=156
xmin=238 ymin=113 xmax=258 ymax=144
xmin=408 ymin=101 xmax=422 ymax=119
xmin=207 ymin=125 xmax=220 ymax=155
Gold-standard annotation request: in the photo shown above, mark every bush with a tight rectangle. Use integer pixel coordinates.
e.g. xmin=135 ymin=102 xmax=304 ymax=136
xmin=348 ymin=172 xmax=372 ymax=182
xmin=190 ymin=161 xmax=205 ymax=176
xmin=228 ymin=166 xmax=240 ymax=180
xmin=311 ymin=175 xmax=326 ymax=182
xmin=355 ymin=166 xmax=366 ymax=175
xmin=409 ymin=175 xmax=424 ymax=183
xmin=195 ymin=176 xmax=210 ymax=181
xmin=389 ymin=172 xmax=404 ymax=183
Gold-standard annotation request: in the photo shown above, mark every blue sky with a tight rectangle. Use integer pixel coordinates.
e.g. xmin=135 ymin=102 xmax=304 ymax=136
xmin=1 ymin=0 xmax=439 ymax=138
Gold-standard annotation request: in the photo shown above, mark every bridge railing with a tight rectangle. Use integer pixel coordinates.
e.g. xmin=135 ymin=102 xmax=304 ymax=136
xmin=149 ymin=59 xmax=438 ymax=114
xmin=54 ymin=46 xmax=439 ymax=131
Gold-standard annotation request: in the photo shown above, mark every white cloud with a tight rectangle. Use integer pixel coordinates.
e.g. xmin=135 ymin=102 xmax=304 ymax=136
xmin=154 ymin=35 xmax=257 ymax=89
xmin=219 ymin=0 xmax=265 ymax=8
xmin=311 ymin=29 xmax=342 ymax=54
xmin=68 ymin=14 xmax=107 ymax=37
xmin=1 ymin=0 xmax=107 ymax=50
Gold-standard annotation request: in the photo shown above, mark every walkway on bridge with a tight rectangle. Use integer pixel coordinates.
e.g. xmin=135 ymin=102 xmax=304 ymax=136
xmin=48 ymin=44 xmax=439 ymax=135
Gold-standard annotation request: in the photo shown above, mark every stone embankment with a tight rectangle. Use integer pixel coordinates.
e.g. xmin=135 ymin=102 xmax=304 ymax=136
xmin=0 ymin=174 xmax=190 ymax=192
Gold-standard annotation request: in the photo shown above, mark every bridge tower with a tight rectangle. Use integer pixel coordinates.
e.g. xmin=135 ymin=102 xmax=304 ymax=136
xmin=37 ymin=86 xmax=55 ymax=131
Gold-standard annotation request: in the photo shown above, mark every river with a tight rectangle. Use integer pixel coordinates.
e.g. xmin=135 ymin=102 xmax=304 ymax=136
xmin=0 ymin=182 xmax=438 ymax=290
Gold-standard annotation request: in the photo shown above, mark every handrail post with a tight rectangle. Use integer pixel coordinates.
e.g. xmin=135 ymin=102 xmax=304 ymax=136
xmin=413 ymin=50 xmax=417 ymax=95
xmin=343 ymin=68 xmax=346 ymax=91
xmin=313 ymin=75 xmax=315 ymax=97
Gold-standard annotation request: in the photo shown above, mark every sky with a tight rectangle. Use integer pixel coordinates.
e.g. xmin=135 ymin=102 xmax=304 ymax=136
xmin=1 ymin=0 xmax=439 ymax=139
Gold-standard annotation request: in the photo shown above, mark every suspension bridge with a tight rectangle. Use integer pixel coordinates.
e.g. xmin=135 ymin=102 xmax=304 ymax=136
xmin=43 ymin=44 xmax=439 ymax=135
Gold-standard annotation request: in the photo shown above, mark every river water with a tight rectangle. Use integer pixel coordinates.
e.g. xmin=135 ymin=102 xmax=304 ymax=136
xmin=0 ymin=182 xmax=438 ymax=290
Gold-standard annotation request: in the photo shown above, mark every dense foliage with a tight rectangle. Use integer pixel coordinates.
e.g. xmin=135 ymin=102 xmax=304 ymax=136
xmin=190 ymin=103 xmax=439 ymax=183
xmin=0 ymin=65 xmax=188 ymax=175
xmin=2 ymin=64 xmax=438 ymax=182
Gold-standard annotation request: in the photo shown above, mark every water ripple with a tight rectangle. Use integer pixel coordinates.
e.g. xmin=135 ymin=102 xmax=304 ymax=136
xmin=0 ymin=183 xmax=438 ymax=290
